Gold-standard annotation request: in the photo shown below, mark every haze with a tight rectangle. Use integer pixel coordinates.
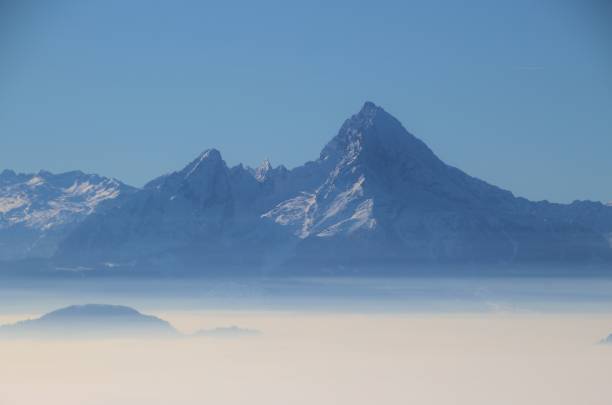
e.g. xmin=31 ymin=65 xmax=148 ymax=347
xmin=1 ymin=310 xmax=611 ymax=405
xmin=1 ymin=278 xmax=611 ymax=405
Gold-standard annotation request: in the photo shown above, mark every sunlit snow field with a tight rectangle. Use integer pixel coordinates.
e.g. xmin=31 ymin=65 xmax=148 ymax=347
xmin=0 ymin=277 xmax=611 ymax=405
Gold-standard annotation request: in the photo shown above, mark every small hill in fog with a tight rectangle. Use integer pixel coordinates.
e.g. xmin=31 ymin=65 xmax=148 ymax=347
xmin=195 ymin=326 xmax=261 ymax=338
xmin=602 ymin=334 xmax=612 ymax=344
xmin=0 ymin=304 xmax=178 ymax=339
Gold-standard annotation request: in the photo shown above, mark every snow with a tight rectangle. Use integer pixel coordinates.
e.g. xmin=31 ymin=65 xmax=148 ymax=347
xmin=255 ymin=159 xmax=273 ymax=182
xmin=262 ymin=192 xmax=316 ymax=238
xmin=262 ymin=174 xmax=374 ymax=240
xmin=316 ymin=199 xmax=376 ymax=237
xmin=319 ymin=176 xmax=365 ymax=222
xmin=26 ymin=176 xmax=45 ymax=187
xmin=0 ymin=196 xmax=27 ymax=214
xmin=0 ymin=171 xmax=133 ymax=259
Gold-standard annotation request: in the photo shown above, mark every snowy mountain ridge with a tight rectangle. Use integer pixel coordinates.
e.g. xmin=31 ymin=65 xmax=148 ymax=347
xmin=52 ymin=102 xmax=612 ymax=274
xmin=2 ymin=102 xmax=611 ymax=275
xmin=0 ymin=170 xmax=136 ymax=260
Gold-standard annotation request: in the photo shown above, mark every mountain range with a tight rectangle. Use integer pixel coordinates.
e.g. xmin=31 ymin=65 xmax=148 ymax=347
xmin=0 ymin=170 xmax=135 ymax=261
xmin=2 ymin=102 xmax=611 ymax=276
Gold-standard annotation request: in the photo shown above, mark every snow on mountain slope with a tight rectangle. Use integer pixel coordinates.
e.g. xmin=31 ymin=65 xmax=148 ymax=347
xmin=262 ymin=192 xmax=317 ymax=238
xmin=0 ymin=170 xmax=136 ymax=260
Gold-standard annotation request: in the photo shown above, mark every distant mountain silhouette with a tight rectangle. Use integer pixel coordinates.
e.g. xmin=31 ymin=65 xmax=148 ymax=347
xmin=0 ymin=304 xmax=178 ymax=339
xmin=602 ymin=334 xmax=612 ymax=344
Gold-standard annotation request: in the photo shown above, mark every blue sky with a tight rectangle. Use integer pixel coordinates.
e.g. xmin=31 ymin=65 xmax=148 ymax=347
xmin=1 ymin=0 xmax=610 ymax=203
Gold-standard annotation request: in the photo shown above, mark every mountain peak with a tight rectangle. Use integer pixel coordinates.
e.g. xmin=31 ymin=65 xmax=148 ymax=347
xmin=259 ymin=158 xmax=272 ymax=170
xmin=1 ymin=169 xmax=16 ymax=177
xmin=319 ymin=102 xmax=424 ymax=164
xmin=0 ymin=170 xmax=18 ymax=184
xmin=359 ymin=101 xmax=381 ymax=115
xmin=37 ymin=169 xmax=53 ymax=177
xmin=255 ymin=159 xmax=273 ymax=182
xmin=198 ymin=148 xmax=222 ymax=161
xmin=182 ymin=148 xmax=225 ymax=179
xmin=344 ymin=101 xmax=389 ymax=129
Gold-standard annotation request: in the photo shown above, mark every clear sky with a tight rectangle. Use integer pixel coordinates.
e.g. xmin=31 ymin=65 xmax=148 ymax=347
xmin=1 ymin=0 xmax=610 ymax=203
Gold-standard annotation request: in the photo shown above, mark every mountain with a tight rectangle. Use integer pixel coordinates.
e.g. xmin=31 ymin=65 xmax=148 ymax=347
xmin=268 ymin=102 xmax=612 ymax=268
xmin=603 ymin=334 xmax=612 ymax=344
xmin=17 ymin=103 xmax=612 ymax=274
xmin=0 ymin=304 xmax=178 ymax=339
xmin=0 ymin=170 xmax=136 ymax=261
xmin=56 ymin=150 xmax=294 ymax=271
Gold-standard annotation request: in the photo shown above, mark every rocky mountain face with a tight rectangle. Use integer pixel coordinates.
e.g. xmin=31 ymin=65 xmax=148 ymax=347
xmin=5 ymin=102 xmax=612 ymax=275
xmin=0 ymin=170 xmax=136 ymax=261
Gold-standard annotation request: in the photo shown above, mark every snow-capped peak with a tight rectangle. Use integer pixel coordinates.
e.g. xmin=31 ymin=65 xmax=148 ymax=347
xmin=255 ymin=159 xmax=273 ymax=182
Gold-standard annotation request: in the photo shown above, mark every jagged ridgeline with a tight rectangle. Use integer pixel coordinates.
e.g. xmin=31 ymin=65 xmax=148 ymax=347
xmin=0 ymin=170 xmax=136 ymax=261
xmin=2 ymin=102 xmax=612 ymax=275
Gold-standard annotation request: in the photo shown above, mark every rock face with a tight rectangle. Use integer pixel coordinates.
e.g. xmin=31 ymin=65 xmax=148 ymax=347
xmin=0 ymin=304 xmax=178 ymax=339
xmin=10 ymin=102 xmax=612 ymax=274
xmin=0 ymin=170 xmax=136 ymax=261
